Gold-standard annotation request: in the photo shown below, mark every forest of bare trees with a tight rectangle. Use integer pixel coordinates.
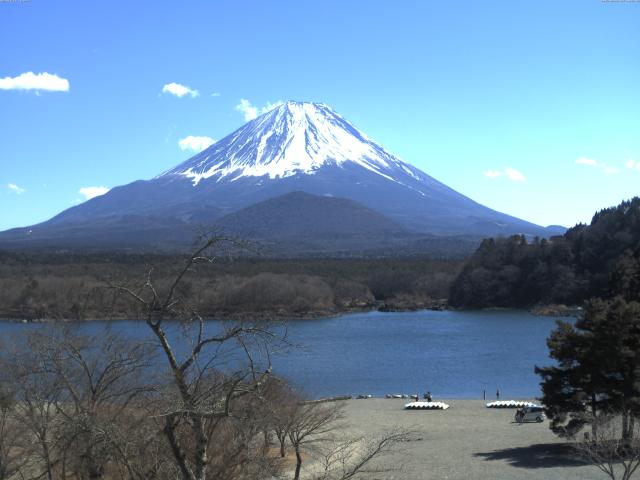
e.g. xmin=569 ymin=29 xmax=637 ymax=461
xmin=0 ymin=238 xmax=411 ymax=479
xmin=0 ymin=250 xmax=459 ymax=322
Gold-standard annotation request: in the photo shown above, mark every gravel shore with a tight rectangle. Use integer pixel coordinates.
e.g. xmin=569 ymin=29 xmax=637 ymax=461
xmin=336 ymin=398 xmax=601 ymax=480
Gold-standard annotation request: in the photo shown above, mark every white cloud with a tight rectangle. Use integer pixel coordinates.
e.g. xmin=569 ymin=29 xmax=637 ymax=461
xmin=79 ymin=186 xmax=109 ymax=200
xmin=0 ymin=72 xmax=69 ymax=92
xmin=262 ymin=100 xmax=284 ymax=112
xmin=576 ymin=157 xmax=598 ymax=166
xmin=483 ymin=170 xmax=502 ymax=179
xmin=7 ymin=183 xmax=25 ymax=194
xmin=504 ymin=168 xmax=526 ymax=182
xmin=178 ymin=135 xmax=215 ymax=153
xmin=211 ymin=92 xmax=221 ymax=97
xmin=235 ymin=98 xmax=284 ymax=121
xmin=483 ymin=168 xmax=526 ymax=182
xmin=235 ymin=99 xmax=259 ymax=121
xmin=575 ymin=156 xmax=621 ymax=175
xmin=625 ymin=160 xmax=640 ymax=171
xmin=162 ymin=82 xmax=199 ymax=98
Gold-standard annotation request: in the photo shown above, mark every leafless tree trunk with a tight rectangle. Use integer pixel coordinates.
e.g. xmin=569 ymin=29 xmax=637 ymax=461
xmin=287 ymin=401 xmax=345 ymax=480
xmin=259 ymin=377 xmax=298 ymax=459
xmin=1 ymin=328 xmax=157 ymax=480
xmin=312 ymin=428 xmax=416 ymax=480
xmin=574 ymin=412 xmax=640 ymax=480
xmin=283 ymin=397 xmax=416 ymax=480
xmin=112 ymin=237 xmax=279 ymax=480
xmin=9 ymin=353 xmax=61 ymax=480
xmin=0 ymin=386 xmax=29 ymax=480
xmin=0 ymin=236 xmax=412 ymax=480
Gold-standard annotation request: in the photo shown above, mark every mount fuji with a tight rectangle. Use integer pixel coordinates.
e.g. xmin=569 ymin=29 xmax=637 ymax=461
xmin=0 ymin=101 xmax=562 ymax=253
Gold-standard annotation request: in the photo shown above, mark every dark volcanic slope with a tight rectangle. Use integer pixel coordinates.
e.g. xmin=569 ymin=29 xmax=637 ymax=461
xmin=216 ymin=191 xmax=407 ymax=239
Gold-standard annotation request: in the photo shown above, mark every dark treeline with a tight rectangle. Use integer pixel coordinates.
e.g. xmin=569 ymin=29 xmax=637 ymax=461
xmin=0 ymin=253 xmax=460 ymax=320
xmin=450 ymin=197 xmax=640 ymax=309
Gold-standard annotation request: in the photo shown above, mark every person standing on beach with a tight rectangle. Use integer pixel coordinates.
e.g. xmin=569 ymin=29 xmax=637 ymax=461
xmin=496 ymin=388 xmax=500 ymax=400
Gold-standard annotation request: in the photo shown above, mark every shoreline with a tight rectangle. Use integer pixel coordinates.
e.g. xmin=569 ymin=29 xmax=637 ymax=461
xmin=0 ymin=298 xmax=450 ymax=324
xmin=313 ymin=395 xmax=542 ymax=403
xmin=0 ymin=301 xmax=580 ymax=324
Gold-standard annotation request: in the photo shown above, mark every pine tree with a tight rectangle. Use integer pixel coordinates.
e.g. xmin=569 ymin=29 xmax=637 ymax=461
xmin=536 ymin=297 xmax=640 ymax=440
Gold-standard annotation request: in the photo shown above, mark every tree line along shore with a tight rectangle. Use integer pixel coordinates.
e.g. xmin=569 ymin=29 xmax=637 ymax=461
xmin=0 ymin=253 xmax=458 ymax=322
xmin=2 ymin=197 xmax=639 ymax=322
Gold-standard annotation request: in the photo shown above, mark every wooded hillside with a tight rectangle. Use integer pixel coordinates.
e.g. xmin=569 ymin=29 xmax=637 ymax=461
xmin=450 ymin=197 xmax=640 ymax=308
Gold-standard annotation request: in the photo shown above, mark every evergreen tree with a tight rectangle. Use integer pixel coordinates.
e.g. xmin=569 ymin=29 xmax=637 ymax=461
xmin=450 ymin=197 xmax=640 ymax=309
xmin=536 ymin=297 xmax=640 ymax=439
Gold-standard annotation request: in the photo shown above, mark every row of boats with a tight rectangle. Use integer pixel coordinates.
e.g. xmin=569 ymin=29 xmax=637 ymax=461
xmin=354 ymin=395 xmax=539 ymax=411
xmin=404 ymin=401 xmax=450 ymax=410
xmin=404 ymin=399 xmax=539 ymax=411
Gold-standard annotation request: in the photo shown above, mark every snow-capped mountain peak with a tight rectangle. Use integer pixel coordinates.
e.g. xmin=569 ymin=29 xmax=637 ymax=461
xmin=1 ymin=102 xmax=557 ymax=250
xmin=161 ymin=101 xmax=425 ymax=186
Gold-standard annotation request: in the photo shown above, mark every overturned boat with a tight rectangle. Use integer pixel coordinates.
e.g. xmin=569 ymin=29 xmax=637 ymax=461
xmin=404 ymin=401 xmax=450 ymax=410
xmin=486 ymin=400 xmax=535 ymax=409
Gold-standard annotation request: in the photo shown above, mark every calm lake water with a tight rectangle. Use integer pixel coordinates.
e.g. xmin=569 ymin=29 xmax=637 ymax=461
xmin=0 ymin=310 xmax=562 ymax=399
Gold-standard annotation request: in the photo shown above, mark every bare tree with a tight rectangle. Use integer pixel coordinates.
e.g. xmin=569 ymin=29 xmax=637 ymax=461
xmin=312 ymin=429 xmax=415 ymax=480
xmin=0 ymin=385 xmax=30 ymax=480
xmin=287 ymin=401 xmax=346 ymax=480
xmin=7 ymin=348 xmax=63 ymax=480
xmin=112 ymin=237 xmax=280 ymax=480
xmin=0 ymin=329 xmax=185 ymax=480
xmin=0 ymin=328 xmax=158 ymax=480
xmin=44 ymin=330 xmax=154 ymax=479
xmin=283 ymin=399 xmax=415 ymax=480
xmin=574 ymin=412 xmax=640 ymax=480
xmin=0 ymin=237 xmax=413 ymax=480
xmin=259 ymin=377 xmax=299 ymax=458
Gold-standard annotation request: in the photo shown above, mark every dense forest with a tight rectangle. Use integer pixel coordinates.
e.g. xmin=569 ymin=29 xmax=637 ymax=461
xmin=450 ymin=197 xmax=640 ymax=309
xmin=0 ymin=252 xmax=460 ymax=321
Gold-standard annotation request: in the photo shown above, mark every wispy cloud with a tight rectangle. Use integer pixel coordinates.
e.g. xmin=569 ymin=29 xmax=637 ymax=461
xmin=576 ymin=157 xmax=598 ymax=166
xmin=575 ymin=156 xmax=620 ymax=175
xmin=484 ymin=168 xmax=526 ymax=182
xmin=178 ymin=135 xmax=215 ymax=153
xmin=79 ymin=186 xmax=109 ymax=200
xmin=625 ymin=160 xmax=640 ymax=171
xmin=7 ymin=183 xmax=25 ymax=194
xmin=504 ymin=168 xmax=526 ymax=182
xmin=162 ymin=82 xmax=199 ymax=98
xmin=0 ymin=72 xmax=69 ymax=92
xmin=235 ymin=99 xmax=258 ymax=121
xmin=235 ymin=98 xmax=284 ymax=121
xmin=262 ymin=100 xmax=284 ymax=112
xmin=211 ymin=92 xmax=221 ymax=97
xmin=483 ymin=170 xmax=502 ymax=179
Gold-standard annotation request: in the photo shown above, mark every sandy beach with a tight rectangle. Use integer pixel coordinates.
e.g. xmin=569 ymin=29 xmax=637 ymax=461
xmin=332 ymin=398 xmax=601 ymax=480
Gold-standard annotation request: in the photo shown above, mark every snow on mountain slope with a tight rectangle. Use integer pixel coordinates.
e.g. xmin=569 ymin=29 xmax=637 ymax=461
xmin=159 ymin=101 xmax=432 ymax=193
xmin=0 ymin=100 xmax=562 ymax=251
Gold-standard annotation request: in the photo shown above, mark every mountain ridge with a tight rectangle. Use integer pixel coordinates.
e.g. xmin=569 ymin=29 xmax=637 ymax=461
xmin=0 ymin=101 xmax=564 ymax=253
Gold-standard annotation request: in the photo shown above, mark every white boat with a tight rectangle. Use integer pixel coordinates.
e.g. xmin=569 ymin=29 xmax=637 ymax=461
xmin=486 ymin=400 xmax=535 ymax=409
xmin=404 ymin=401 xmax=450 ymax=410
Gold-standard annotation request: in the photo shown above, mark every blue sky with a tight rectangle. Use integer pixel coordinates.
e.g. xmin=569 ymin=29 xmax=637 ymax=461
xmin=1 ymin=0 xmax=639 ymax=231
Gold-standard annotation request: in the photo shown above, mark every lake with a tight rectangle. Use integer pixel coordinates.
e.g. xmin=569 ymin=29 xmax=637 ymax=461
xmin=0 ymin=309 xmax=562 ymax=399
